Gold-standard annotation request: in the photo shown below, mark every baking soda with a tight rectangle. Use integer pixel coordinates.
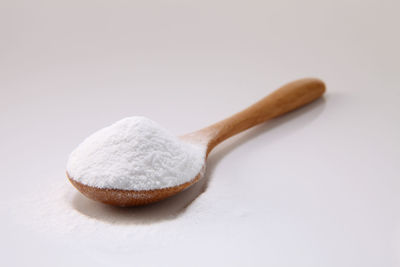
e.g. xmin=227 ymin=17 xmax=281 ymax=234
xmin=67 ymin=116 xmax=206 ymax=190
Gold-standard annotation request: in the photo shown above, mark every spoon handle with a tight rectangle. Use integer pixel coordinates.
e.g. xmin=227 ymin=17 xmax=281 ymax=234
xmin=201 ymin=78 xmax=325 ymax=154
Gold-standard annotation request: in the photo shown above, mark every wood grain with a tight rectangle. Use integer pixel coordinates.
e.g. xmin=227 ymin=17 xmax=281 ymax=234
xmin=197 ymin=78 xmax=325 ymax=154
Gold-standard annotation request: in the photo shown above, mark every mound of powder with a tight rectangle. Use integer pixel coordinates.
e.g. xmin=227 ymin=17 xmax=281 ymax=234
xmin=67 ymin=116 xmax=206 ymax=191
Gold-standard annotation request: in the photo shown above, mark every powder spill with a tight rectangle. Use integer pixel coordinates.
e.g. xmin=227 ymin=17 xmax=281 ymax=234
xmin=67 ymin=116 xmax=206 ymax=191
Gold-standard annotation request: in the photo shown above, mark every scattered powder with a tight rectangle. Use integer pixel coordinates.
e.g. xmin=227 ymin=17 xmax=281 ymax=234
xmin=9 ymin=175 xmax=242 ymax=252
xmin=8 ymin=179 xmax=214 ymax=247
xmin=67 ymin=116 xmax=206 ymax=191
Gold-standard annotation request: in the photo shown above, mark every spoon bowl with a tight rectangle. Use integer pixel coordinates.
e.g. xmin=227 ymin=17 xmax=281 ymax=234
xmin=68 ymin=78 xmax=326 ymax=206
xmin=67 ymin=169 xmax=204 ymax=206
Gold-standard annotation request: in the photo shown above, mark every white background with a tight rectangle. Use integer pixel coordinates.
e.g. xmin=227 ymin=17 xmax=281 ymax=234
xmin=1 ymin=0 xmax=399 ymax=266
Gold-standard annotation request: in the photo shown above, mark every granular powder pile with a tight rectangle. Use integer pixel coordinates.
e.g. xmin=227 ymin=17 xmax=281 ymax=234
xmin=67 ymin=116 xmax=206 ymax=191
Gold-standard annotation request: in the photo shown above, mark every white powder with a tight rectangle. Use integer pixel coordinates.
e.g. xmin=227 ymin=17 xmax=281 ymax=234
xmin=67 ymin=116 xmax=206 ymax=190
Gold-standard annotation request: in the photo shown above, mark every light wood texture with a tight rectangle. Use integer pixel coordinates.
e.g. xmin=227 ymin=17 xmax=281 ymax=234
xmin=68 ymin=78 xmax=325 ymax=206
xmin=197 ymin=78 xmax=326 ymax=154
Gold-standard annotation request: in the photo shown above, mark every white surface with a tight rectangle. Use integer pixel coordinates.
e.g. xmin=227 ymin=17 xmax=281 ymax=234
xmin=1 ymin=0 xmax=399 ymax=266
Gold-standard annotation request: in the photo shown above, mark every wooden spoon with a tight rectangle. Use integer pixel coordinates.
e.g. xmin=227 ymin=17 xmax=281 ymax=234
xmin=68 ymin=78 xmax=325 ymax=206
